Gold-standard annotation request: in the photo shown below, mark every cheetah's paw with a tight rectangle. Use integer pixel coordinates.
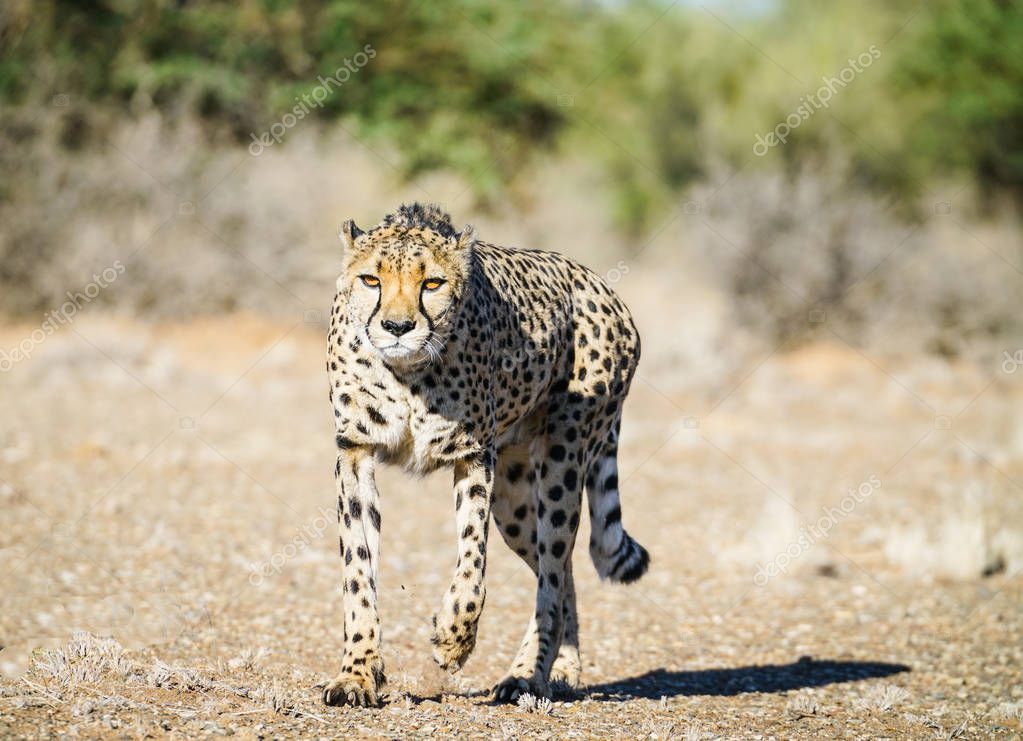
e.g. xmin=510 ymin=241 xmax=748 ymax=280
xmin=321 ymin=663 xmax=385 ymax=707
xmin=491 ymin=674 xmax=551 ymax=703
xmin=549 ymin=662 xmax=581 ymax=690
xmin=431 ymin=615 xmax=479 ymax=672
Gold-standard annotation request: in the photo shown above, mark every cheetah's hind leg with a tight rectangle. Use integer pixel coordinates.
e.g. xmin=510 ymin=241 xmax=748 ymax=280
xmin=490 ymin=425 xmax=585 ymax=702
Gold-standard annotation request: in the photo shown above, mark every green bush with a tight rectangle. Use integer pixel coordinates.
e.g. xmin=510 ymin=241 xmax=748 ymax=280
xmin=892 ymin=0 xmax=1023 ymax=195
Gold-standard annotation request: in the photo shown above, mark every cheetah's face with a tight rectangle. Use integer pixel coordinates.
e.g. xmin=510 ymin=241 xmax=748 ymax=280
xmin=339 ymin=219 xmax=475 ymax=369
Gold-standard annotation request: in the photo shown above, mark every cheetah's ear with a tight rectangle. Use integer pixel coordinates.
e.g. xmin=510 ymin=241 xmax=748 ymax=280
xmin=339 ymin=219 xmax=364 ymax=252
xmin=455 ymin=224 xmax=477 ymax=251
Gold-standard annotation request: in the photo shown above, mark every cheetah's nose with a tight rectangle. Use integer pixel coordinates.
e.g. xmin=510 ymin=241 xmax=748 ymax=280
xmin=381 ymin=319 xmax=416 ymax=337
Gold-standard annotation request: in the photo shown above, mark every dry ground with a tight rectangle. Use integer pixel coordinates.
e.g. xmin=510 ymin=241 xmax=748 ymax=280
xmin=1 ymin=293 xmax=1022 ymax=739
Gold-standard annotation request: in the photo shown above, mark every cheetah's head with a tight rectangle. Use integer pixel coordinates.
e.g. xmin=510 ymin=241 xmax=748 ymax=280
xmin=338 ymin=204 xmax=475 ymax=370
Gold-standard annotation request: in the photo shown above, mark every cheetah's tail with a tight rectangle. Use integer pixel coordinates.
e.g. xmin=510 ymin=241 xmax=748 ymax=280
xmin=585 ymin=438 xmax=649 ymax=584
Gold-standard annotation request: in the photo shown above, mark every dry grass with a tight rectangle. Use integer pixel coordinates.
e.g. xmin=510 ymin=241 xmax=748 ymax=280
xmin=785 ymin=691 xmax=821 ymax=719
xmin=32 ymin=632 xmax=134 ymax=687
xmin=994 ymin=701 xmax=1023 ymax=723
xmin=253 ymin=680 xmax=298 ymax=716
xmin=856 ymin=683 xmax=911 ymax=712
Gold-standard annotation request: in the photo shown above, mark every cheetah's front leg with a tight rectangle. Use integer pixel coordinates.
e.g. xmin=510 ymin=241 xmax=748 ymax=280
xmin=432 ymin=448 xmax=495 ymax=672
xmin=323 ymin=446 xmax=386 ymax=707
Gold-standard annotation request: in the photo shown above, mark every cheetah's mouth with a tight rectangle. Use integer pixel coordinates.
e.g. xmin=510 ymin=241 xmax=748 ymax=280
xmin=372 ymin=338 xmax=429 ymax=368
xmin=370 ymin=332 xmax=445 ymax=369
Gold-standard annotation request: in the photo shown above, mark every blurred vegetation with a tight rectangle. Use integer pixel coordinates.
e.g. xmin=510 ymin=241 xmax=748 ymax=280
xmin=1 ymin=0 xmax=1022 ymax=232
xmin=893 ymin=0 xmax=1023 ymax=197
xmin=1 ymin=0 xmax=1023 ymax=231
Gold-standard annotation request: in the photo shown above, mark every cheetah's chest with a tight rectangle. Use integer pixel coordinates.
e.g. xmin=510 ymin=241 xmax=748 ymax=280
xmin=373 ymin=395 xmax=481 ymax=475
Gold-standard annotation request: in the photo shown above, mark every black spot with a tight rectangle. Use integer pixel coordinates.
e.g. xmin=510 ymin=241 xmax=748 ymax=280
xmin=368 ymin=505 xmax=381 ymax=531
xmin=551 ymin=540 xmax=566 ymax=558
xmin=506 ymin=462 xmax=525 ymax=483
xmin=505 ymin=523 xmax=521 ymax=537
xmin=605 ymin=506 xmax=622 ymax=526
xmin=366 ymin=407 xmax=387 ymax=425
xmin=336 ymin=435 xmax=357 ymax=449
xmin=348 ymin=497 xmax=362 ymax=518
xmin=513 ymin=504 xmax=528 ymax=520
xmin=563 ymin=469 xmax=577 ymax=490
xmin=550 ymin=509 xmax=567 ymax=528
xmin=550 ymin=445 xmax=566 ymax=462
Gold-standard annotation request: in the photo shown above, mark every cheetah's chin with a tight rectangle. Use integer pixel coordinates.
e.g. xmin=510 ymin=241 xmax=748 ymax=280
xmin=376 ymin=343 xmax=427 ymax=367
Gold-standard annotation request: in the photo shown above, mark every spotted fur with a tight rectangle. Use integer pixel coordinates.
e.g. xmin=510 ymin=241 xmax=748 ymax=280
xmin=322 ymin=203 xmax=647 ymax=707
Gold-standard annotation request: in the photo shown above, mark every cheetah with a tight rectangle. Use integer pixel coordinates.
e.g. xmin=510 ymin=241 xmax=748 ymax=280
xmin=322 ymin=203 xmax=648 ymax=707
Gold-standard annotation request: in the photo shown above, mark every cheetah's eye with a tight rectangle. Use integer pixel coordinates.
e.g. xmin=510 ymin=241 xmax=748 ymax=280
xmin=422 ymin=278 xmax=446 ymax=291
xmin=359 ymin=275 xmax=380 ymax=288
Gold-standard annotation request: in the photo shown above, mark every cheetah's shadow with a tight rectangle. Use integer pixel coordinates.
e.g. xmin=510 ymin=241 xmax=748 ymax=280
xmin=578 ymin=657 xmax=910 ymax=701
